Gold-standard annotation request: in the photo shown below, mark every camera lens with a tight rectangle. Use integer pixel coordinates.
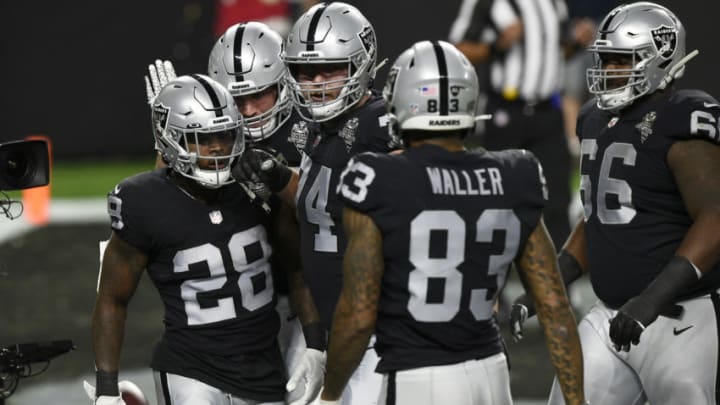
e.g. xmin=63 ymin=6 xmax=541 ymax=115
xmin=5 ymin=151 xmax=31 ymax=181
xmin=0 ymin=140 xmax=49 ymax=191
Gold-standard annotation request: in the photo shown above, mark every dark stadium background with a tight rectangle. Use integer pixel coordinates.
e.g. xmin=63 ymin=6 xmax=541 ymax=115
xmin=0 ymin=0 xmax=718 ymax=403
xmin=1 ymin=0 xmax=718 ymax=159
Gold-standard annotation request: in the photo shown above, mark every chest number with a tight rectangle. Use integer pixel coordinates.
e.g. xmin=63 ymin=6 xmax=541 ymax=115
xmin=174 ymin=225 xmax=274 ymax=326
xmin=580 ymin=140 xmax=637 ymax=224
xmin=407 ymin=209 xmax=520 ymax=322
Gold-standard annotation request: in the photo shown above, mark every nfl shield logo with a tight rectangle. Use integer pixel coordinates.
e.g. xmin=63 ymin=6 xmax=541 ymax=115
xmin=209 ymin=210 xmax=223 ymax=225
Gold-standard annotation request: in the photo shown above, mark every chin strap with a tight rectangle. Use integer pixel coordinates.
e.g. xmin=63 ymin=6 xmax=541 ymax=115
xmin=658 ymin=49 xmax=699 ymax=90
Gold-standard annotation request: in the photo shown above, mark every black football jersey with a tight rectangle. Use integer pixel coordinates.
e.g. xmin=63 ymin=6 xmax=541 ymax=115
xmin=107 ymin=169 xmax=284 ymax=400
xmin=337 ymin=144 xmax=547 ymax=372
xmin=295 ymin=93 xmax=397 ymax=330
xmin=577 ymin=89 xmax=720 ymax=308
xmin=257 ymin=109 xmax=302 ymax=167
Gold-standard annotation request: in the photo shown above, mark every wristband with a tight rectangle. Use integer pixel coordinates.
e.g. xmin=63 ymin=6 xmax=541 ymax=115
xmin=644 ymin=256 xmax=700 ymax=304
xmin=302 ymin=322 xmax=327 ymax=351
xmin=557 ymin=249 xmax=583 ymax=284
xmin=95 ymin=370 xmax=119 ymax=397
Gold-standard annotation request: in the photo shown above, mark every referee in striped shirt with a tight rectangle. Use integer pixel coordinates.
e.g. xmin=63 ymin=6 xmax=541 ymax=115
xmin=450 ymin=0 xmax=572 ymax=248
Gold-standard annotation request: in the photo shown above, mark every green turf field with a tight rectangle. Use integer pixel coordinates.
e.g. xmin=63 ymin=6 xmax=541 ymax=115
xmin=5 ymin=158 xmax=580 ymax=199
xmin=5 ymin=159 xmax=155 ymax=199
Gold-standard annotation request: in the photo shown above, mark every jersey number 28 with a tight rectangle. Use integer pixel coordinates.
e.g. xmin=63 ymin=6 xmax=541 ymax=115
xmin=173 ymin=225 xmax=274 ymax=326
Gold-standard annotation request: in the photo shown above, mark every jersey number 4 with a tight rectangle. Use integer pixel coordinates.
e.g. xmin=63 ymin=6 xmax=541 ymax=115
xmin=298 ymin=155 xmax=339 ymax=253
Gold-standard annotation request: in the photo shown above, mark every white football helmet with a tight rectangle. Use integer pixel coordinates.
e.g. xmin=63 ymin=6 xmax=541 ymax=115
xmin=152 ymin=74 xmax=244 ymax=188
xmin=208 ymin=22 xmax=291 ymax=141
xmin=587 ymin=2 xmax=695 ymax=111
xmin=383 ymin=41 xmax=479 ymax=137
xmin=283 ymin=2 xmax=378 ymax=122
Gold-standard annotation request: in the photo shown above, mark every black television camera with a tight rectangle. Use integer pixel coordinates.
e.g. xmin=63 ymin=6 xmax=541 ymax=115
xmin=0 ymin=340 xmax=76 ymax=402
xmin=0 ymin=139 xmax=50 ymax=219
xmin=0 ymin=140 xmax=69 ymax=403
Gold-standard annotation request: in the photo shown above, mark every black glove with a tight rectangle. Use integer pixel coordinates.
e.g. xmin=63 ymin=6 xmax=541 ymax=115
xmin=232 ymin=147 xmax=292 ymax=192
xmin=609 ymin=256 xmax=699 ymax=352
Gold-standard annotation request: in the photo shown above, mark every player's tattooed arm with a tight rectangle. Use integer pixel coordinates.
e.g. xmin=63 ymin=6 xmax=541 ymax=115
xmin=669 ymin=139 xmax=720 ymax=272
xmin=517 ymin=218 xmax=586 ymax=405
xmin=322 ymin=208 xmax=384 ymax=400
xmin=92 ymin=232 xmax=148 ymax=374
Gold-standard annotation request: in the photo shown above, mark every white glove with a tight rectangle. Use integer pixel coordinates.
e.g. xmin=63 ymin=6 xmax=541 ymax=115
xmin=286 ymin=348 xmax=326 ymax=405
xmin=83 ymin=380 xmax=126 ymax=405
xmin=145 ymin=59 xmax=177 ymax=105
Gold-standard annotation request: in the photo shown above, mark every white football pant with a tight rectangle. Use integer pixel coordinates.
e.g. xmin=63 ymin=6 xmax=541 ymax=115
xmin=153 ymin=371 xmax=284 ymax=405
xmin=377 ymin=352 xmax=512 ymax=405
xmin=548 ymin=294 xmax=719 ymax=405
xmin=289 ymin=332 xmax=382 ymax=405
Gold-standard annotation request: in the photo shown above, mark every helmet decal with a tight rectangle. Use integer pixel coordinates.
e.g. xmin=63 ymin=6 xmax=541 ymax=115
xmin=651 ymin=25 xmax=678 ymax=59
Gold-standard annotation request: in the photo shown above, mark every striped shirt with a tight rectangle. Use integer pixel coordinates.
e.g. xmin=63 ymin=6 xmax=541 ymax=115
xmin=449 ymin=0 xmax=568 ymax=102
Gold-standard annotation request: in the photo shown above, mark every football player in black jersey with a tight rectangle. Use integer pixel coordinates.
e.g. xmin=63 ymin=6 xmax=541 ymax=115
xmin=318 ymin=40 xmax=586 ymax=405
xmin=143 ymin=22 xmax=323 ymax=405
xmin=509 ymin=3 xmax=720 ymax=404
xmin=90 ymin=75 xmax=321 ymax=405
xmin=207 ymin=22 xmax=328 ymax=405
xmin=232 ymin=3 xmax=398 ymax=404
xmin=207 ymin=21 xmax=302 ymax=168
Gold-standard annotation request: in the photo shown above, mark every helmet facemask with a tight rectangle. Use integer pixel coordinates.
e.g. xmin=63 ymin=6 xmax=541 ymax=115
xmin=208 ymin=22 xmax=292 ymax=141
xmin=151 ymin=74 xmax=246 ymax=189
xmin=235 ymin=83 xmax=292 ymax=142
xmin=156 ymin=122 xmax=245 ymax=189
xmin=283 ymin=2 xmax=378 ymax=123
xmin=286 ymin=54 xmax=372 ymax=122
xmin=587 ymin=46 xmax=654 ymax=111
xmin=585 ymin=2 xmax=694 ymax=112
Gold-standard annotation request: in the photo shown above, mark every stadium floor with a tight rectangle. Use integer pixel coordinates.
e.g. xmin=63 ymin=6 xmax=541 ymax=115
xmin=1 ymin=199 xmax=598 ymax=404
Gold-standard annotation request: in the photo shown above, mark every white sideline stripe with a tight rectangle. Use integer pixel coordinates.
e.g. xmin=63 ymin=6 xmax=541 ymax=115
xmin=0 ymin=198 xmax=107 ymax=244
